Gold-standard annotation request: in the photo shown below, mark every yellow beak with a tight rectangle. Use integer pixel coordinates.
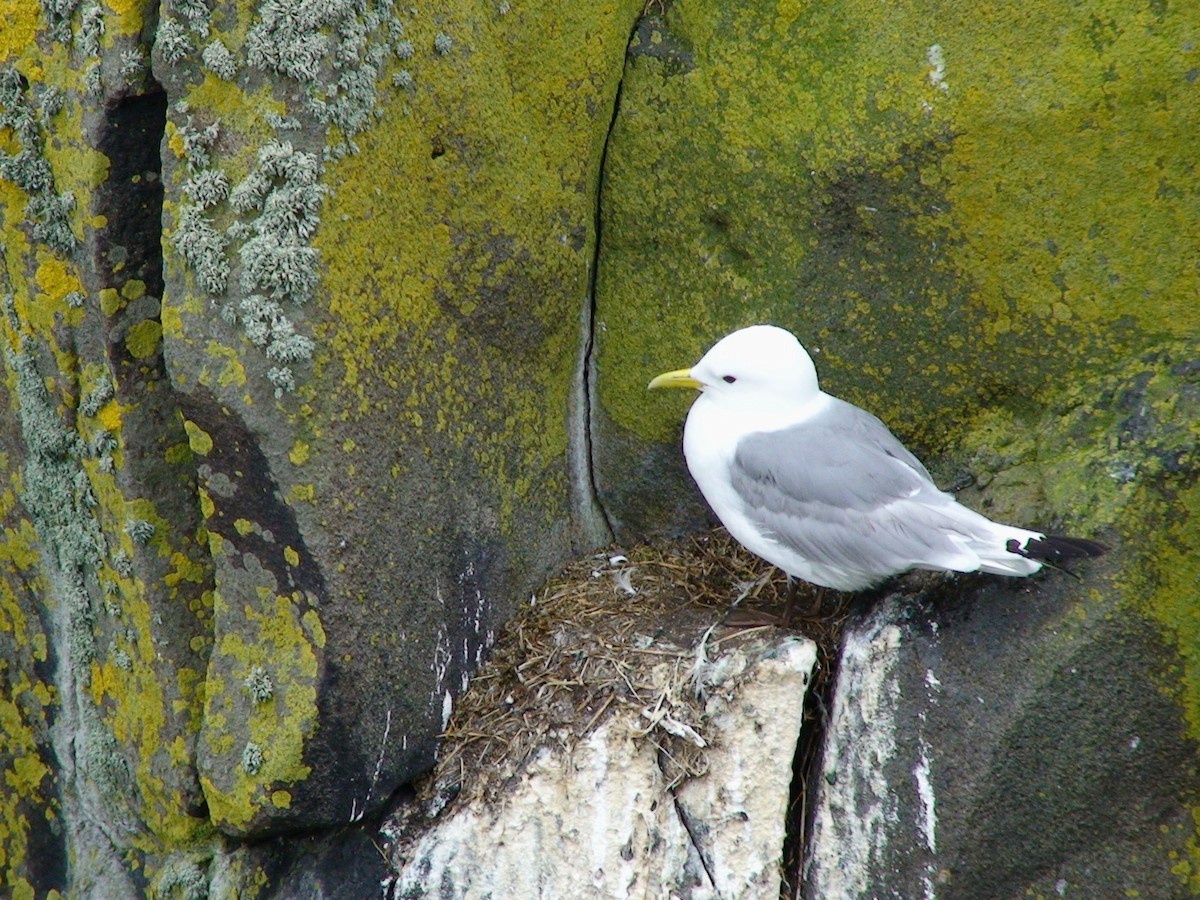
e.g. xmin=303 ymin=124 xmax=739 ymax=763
xmin=648 ymin=368 xmax=702 ymax=391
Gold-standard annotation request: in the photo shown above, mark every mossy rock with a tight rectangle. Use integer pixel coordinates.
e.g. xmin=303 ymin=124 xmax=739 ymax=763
xmin=592 ymin=0 xmax=1200 ymax=535
xmin=155 ymin=0 xmax=642 ymax=837
xmin=2 ymin=0 xmax=642 ymax=891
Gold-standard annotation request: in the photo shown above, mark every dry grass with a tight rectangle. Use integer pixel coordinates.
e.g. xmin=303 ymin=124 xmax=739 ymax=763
xmin=418 ymin=530 xmax=851 ymax=823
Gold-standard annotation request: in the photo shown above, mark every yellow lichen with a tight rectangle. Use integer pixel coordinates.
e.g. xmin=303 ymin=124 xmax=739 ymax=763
xmin=183 ymin=420 xmax=214 ymax=456
xmin=125 ymin=320 xmax=163 ymax=360
xmin=0 ymin=2 xmax=38 ymax=61
xmin=120 ymin=279 xmax=147 ymax=301
xmin=99 ymin=288 xmax=123 ymax=317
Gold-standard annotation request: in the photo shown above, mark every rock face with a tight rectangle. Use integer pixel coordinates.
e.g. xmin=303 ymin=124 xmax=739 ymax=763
xmin=386 ymin=635 xmax=817 ymax=899
xmin=591 ymin=1 xmax=1200 ymax=538
xmin=807 ymin=580 xmax=1199 ymax=900
xmin=4 ymin=0 xmax=1200 ymax=897
xmin=805 ymin=349 xmax=1200 ymax=900
xmin=155 ymin=0 xmax=640 ymax=841
xmin=1 ymin=0 xmax=640 ymax=894
xmin=585 ymin=3 xmax=1200 ymax=893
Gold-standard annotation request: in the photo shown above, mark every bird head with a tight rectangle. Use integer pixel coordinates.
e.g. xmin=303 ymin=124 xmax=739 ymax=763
xmin=648 ymin=325 xmax=821 ymax=412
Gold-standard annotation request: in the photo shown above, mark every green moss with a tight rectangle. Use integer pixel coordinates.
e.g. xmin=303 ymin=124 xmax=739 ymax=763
xmin=0 ymin=519 xmax=57 ymax=893
xmin=952 ymin=341 xmax=1200 ymax=887
xmin=200 ymin=589 xmax=320 ymax=830
xmin=598 ymin=0 xmax=1200 ymax=454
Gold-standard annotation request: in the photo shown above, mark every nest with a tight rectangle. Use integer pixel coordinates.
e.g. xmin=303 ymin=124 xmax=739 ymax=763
xmin=420 ymin=529 xmax=850 ymax=815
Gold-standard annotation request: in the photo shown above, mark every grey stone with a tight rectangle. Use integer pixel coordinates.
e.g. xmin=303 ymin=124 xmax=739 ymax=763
xmin=385 ymin=636 xmax=816 ymax=899
xmin=806 ymin=579 xmax=1199 ymax=899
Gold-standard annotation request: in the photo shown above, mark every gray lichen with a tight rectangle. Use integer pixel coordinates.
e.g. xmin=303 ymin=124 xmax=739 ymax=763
xmin=172 ymin=0 xmax=213 ymax=39
xmin=392 ymin=69 xmax=413 ymax=90
xmin=266 ymin=366 xmax=296 ymax=397
xmin=176 ymin=118 xmax=220 ymax=169
xmin=102 ymin=585 xmax=121 ymax=617
xmin=154 ymin=856 xmax=210 ymax=900
xmin=0 ymin=69 xmax=77 ymax=256
xmin=119 ymin=47 xmax=146 ymax=84
xmin=243 ymin=665 xmax=274 ymax=702
xmin=264 ymin=111 xmax=302 ymax=130
xmin=74 ymin=470 xmax=97 ymax=508
xmin=173 ymin=205 xmax=230 ymax=294
xmin=245 ymin=0 xmax=331 ymax=82
xmin=181 ymin=168 xmax=230 ymax=208
xmin=239 ymin=237 xmax=320 ymax=303
xmin=213 ymin=141 xmax=325 ymax=393
xmin=170 ymin=0 xmax=411 ymax=397
xmin=245 ymin=0 xmax=399 ymax=156
xmin=113 ymin=646 xmax=133 ymax=671
xmin=75 ymin=715 xmax=136 ymax=814
xmin=225 ymin=220 xmax=251 ymax=242
xmin=34 ymin=85 xmax=65 ymax=120
xmin=80 ymin=379 xmax=114 ymax=417
xmin=90 ymin=429 xmax=117 ymax=459
xmin=0 ymin=286 xmax=135 ymax=833
xmin=433 ymin=32 xmax=453 ymax=55
xmin=84 ymin=64 xmax=102 ymax=98
xmin=201 ymin=39 xmax=237 ymax=80
xmin=111 ymin=550 xmax=133 ymax=577
xmin=78 ymin=3 xmax=105 ymax=58
xmin=156 ymin=17 xmax=193 ymax=65
xmin=42 ymin=0 xmax=82 ymax=43
xmin=264 ymin=325 xmax=315 ymax=364
xmin=241 ymin=742 xmax=264 ymax=774
xmin=1 ymin=303 xmax=102 ymax=580
xmin=125 ymin=519 xmax=155 ymax=544
xmin=28 ymin=191 xmax=77 ymax=255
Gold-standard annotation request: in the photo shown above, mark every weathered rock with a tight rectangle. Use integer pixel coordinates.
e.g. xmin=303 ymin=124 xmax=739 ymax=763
xmin=805 ymin=346 xmax=1200 ymax=898
xmin=807 ymin=579 xmax=1198 ymax=899
xmin=5 ymin=0 xmax=1199 ymax=896
xmin=584 ymin=5 xmax=1200 ymax=890
xmin=1 ymin=0 xmax=643 ymax=892
xmin=592 ymin=1 xmax=1200 ymax=537
xmin=386 ymin=635 xmax=816 ymax=899
xmin=154 ymin=0 xmax=643 ymax=838
xmin=1 ymin=6 xmax=215 ymax=896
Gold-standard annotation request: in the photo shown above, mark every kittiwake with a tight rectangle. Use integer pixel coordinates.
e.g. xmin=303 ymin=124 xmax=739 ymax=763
xmin=648 ymin=325 xmax=1106 ymax=592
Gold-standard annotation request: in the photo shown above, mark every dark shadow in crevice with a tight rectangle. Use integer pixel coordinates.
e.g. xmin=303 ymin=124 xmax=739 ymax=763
xmin=92 ymin=85 xmax=167 ymax=298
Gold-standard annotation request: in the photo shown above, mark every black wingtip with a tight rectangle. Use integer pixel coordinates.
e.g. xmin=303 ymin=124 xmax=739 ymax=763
xmin=1006 ymin=536 xmax=1109 ymax=580
xmin=1016 ymin=535 xmax=1110 ymax=563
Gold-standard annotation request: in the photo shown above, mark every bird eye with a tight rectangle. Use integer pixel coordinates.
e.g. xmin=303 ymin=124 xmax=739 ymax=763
xmin=722 ymin=375 xmax=737 ymax=384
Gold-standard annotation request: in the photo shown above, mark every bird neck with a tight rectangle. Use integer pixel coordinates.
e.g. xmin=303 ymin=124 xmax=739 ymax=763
xmin=692 ymin=390 xmax=830 ymax=436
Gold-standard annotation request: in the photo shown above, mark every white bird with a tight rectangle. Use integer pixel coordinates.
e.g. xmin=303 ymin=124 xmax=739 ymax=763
xmin=648 ymin=325 xmax=1105 ymax=592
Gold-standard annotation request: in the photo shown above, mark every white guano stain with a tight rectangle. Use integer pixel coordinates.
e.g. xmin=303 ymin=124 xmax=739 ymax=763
xmin=807 ymin=606 xmax=904 ymax=898
xmin=927 ymin=44 xmax=948 ymax=91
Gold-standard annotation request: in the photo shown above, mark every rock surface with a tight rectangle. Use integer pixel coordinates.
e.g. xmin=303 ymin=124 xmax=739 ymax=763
xmin=592 ymin=1 xmax=1200 ymax=537
xmin=154 ymin=0 xmax=641 ymax=839
xmin=3 ymin=0 xmax=1200 ymax=897
xmin=1 ymin=0 xmax=641 ymax=893
xmin=807 ymin=577 xmax=1199 ymax=900
xmin=386 ymin=635 xmax=816 ymax=899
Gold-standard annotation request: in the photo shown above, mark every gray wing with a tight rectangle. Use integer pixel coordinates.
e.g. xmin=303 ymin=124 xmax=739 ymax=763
xmin=729 ymin=398 xmax=967 ymax=573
